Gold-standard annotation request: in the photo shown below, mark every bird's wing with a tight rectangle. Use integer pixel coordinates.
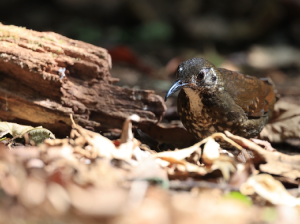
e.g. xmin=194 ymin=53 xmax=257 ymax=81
xmin=218 ymin=68 xmax=276 ymax=117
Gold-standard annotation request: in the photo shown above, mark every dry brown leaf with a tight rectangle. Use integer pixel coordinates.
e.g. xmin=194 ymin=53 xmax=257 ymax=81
xmin=154 ymin=158 xmax=171 ymax=168
xmin=70 ymin=114 xmax=142 ymax=162
xmin=114 ymin=138 xmax=140 ymax=161
xmin=155 ymin=156 xmax=186 ymax=166
xmin=120 ymin=114 xmax=140 ymax=143
xmin=19 ymin=176 xmax=47 ymax=208
xmin=12 ymin=147 xmax=40 ymax=161
xmin=211 ymin=160 xmax=236 ymax=181
xmin=152 ymin=132 xmax=236 ymax=165
xmin=154 ymin=157 xmax=208 ymax=177
xmin=26 ymin=158 xmax=45 ymax=169
xmin=202 ymin=138 xmax=220 ymax=164
xmin=73 ymin=159 xmax=124 ymax=188
xmin=132 ymin=146 xmax=152 ymax=161
xmin=44 ymin=145 xmax=77 ymax=165
xmin=67 ymin=183 xmax=127 ymax=216
xmin=201 ymin=138 xmax=237 ymax=181
xmin=250 ymin=138 xmax=276 ymax=152
xmin=153 ymin=136 xmax=240 ymax=179
xmin=114 ymin=115 xmax=141 ymax=161
xmin=1 ymin=174 xmax=19 ymax=196
xmin=152 ymin=148 xmax=208 ymax=176
xmin=0 ymin=122 xmax=37 ymax=137
xmin=181 ymin=161 xmax=207 ymax=175
xmin=152 ymin=141 xmax=201 ymax=162
xmin=129 ymin=157 xmax=168 ymax=182
xmin=229 ymin=163 xmax=253 ymax=188
xmin=0 ymin=122 xmax=55 ymax=145
xmin=46 ymin=182 xmax=71 ymax=214
xmin=83 ymin=129 xmax=117 ymax=159
xmin=240 ymin=174 xmax=300 ymax=207
xmin=0 ymin=144 xmax=14 ymax=163
xmin=260 ymin=101 xmax=300 ymax=143
xmin=226 ymin=131 xmax=300 ymax=180
xmin=69 ymin=116 xmax=117 ymax=159
xmin=0 ymin=130 xmax=9 ymax=138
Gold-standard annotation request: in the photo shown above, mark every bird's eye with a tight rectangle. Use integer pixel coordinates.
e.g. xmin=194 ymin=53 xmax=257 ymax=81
xmin=197 ymin=71 xmax=205 ymax=81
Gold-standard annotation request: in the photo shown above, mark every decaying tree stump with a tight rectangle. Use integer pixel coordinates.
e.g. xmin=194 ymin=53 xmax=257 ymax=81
xmin=0 ymin=23 xmax=170 ymax=138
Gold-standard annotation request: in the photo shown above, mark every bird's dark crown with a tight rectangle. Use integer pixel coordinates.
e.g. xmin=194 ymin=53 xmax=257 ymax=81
xmin=165 ymin=58 xmax=222 ymax=101
xmin=177 ymin=58 xmax=213 ymax=79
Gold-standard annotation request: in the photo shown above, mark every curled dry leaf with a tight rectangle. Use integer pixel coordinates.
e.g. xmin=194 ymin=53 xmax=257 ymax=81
xmin=0 ymin=130 xmax=9 ymax=139
xmin=152 ymin=141 xmax=201 ymax=162
xmin=179 ymin=161 xmax=207 ymax=175
xmin=129 ymin=157 xmax=168 ymax=182
xmin=152 ymin=135 xmax=239 ymax=179
xmin=229 ymin=163 xmax=253 ymax=189
xmin=201 ymin=137 xmax=237 ymax=181
xmin=225 ymin=131 xmax=266 ymax=154
xmin=114 ymin=138 xmax=140 ymax=162
xmin=114 ymin=114 xmax=141 ymax=161
xmin=0 ymin=122 xmax=55 ymax=145
xmin=260 ymin=101 xmax=300 ymax=143
xmin=132 ymin=146 xmax=151 ymax=162
xmin=152 ymin=141 xmax=207 ymax=176
xmin=120 ymin=114 xmax=140 ymax=143
xmin=226 ymin=131 xmax=300 ymax=181
xmin=250 ymin=138 xmax=276 ymax=152
xmin=202 ymin=138 xmax=220 ymax=164
xmin=72 ymin=125 xmax=117 ymax=159
xmin=0 ymin=122 xmax=36 ymax=137
xmin=211 ymin=160 xmax=236 ymax=181
xmin=70 ymin=114 xmax=141 ymax=162
xmin=240 ymin=174 xmax=300 ymax=207
xmin=44 ymin=145 xmax=77 ymax=165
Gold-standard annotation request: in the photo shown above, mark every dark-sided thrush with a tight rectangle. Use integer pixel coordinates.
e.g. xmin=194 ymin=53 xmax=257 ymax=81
xmin=165 ymin=58 xmax=277 ymax=140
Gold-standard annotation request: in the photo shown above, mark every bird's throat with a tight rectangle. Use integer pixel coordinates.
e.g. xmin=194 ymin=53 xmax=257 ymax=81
xmin=183 ymin=88 xmax=203 ymax=114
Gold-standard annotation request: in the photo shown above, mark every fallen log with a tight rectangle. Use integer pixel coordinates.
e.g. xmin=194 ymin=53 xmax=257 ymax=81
xmin=0 ymin=23 xmax=168 ymax=140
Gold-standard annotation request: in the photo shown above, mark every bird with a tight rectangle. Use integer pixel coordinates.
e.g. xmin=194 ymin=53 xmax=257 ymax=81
xmin=165 ymin=58 xmax=277 ymax=141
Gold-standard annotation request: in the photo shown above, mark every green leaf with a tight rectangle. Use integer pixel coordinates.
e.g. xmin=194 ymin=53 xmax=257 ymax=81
xmin=223 ymin=191 xmax=252 ymax=206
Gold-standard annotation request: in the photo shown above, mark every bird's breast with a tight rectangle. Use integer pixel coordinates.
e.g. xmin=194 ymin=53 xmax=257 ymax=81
xmin=178 ymin=88 xmax=217 ymax=139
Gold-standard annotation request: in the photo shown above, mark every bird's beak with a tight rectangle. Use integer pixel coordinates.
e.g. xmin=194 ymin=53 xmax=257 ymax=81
xmin=165 ymin=80 xmax=189 ymax=101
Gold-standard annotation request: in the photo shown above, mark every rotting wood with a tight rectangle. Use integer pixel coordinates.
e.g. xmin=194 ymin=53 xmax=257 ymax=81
xmin=0 ymin=23 xmax=170 ymax=141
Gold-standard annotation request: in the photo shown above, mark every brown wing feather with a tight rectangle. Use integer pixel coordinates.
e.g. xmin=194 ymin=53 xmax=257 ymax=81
xmin=218 ymin=68 xmax=276 ymax=117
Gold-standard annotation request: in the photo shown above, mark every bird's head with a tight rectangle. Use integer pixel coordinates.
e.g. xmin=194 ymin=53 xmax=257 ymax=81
xmin=165 ymin=58 xmax=221 ymax=101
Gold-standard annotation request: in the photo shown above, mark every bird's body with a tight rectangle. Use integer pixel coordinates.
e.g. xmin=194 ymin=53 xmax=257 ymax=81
xmin=165 ymin=58 xmax=277 ymax=140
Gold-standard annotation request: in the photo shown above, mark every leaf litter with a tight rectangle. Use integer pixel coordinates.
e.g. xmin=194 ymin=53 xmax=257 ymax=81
xmin=0 ymin=103 xmax=300 ymax=223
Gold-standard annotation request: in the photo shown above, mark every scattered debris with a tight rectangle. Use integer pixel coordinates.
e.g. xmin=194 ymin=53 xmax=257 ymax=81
xmin=58 ymin=67 xmax=66 ymax=79
xmin=0 ymin=112 xmax=299 ymax=223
